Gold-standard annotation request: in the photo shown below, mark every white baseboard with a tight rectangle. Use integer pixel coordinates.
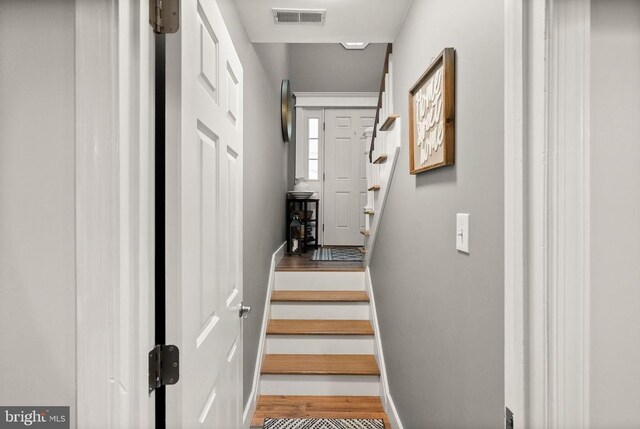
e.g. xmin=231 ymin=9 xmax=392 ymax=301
xmin=365 ymin=268 xmax=404 ymax=429
xmin=385 ymin=393 xmax=404 ymax=429
xmin=242 ymin=241 xmax=286 ymax=429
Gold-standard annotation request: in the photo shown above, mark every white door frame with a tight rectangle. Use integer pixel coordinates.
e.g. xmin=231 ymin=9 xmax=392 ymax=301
xmin=76 ymin=0 xmax=154 ymax=426
xmin=294 ymin=93 xmax=377 ymax=245
xmin=504 ymin=0 xmax=591 ymax=427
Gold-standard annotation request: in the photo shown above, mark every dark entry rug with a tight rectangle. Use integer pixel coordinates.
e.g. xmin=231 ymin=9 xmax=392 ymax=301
xmin=311 ymin=247 xmax=363 ymax=262
xmin=263 ymin=418 xmax=385 ymax=429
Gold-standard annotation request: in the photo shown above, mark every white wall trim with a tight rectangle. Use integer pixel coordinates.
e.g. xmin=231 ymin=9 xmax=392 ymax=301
xmin=506 ymin=0 xmax=591 ymax=428
xmin=75 ymin=0 xmax=119 ymax=426
xmin=294 ymin=92 xmax=378 ymax=108
xmin=243 ymin=241 xmax=286 ymax=428
xmin=503 ymin=0 xmax=526 ymax=427
xmin=76 ymin=1 xmax=154 ymax=426
xmin=121 ymin=2 xmax=155 ymax=426
xmin=365 ymin=268 xmax=404 ymax=429
xmin=545 ymin=1 xmax=591 ymax=427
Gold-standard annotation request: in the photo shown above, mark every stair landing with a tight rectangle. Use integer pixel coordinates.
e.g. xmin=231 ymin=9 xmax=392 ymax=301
xmin=276 ymin=251 xmax=364 ymax=272
xmin=251 ymin=395 xmax=390 ymax=428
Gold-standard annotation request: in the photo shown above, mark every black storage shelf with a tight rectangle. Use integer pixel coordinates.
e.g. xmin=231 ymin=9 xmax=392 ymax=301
xmin=286 ymin=197 xmax=319 ymax=254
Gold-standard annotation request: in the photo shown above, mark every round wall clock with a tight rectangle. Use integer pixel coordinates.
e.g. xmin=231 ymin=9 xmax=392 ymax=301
xmin=281 ymin=79 xmax=293 ymax=143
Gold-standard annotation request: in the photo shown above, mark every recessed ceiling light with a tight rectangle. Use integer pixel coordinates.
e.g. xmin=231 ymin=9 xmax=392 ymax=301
xmin=341 ymin=42 xmax=370 ymax=50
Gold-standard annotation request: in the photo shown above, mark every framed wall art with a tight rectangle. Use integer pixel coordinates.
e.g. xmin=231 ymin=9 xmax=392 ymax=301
xmin=408 ymin=47 xmax=455 ymax=174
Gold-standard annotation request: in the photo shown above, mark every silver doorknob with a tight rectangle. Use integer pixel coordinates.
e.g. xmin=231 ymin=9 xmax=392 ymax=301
xmin=239 ymin=302 xmax=251 ymax=319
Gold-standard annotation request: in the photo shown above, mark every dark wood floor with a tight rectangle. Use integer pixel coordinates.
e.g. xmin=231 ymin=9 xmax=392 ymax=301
xmin=276 ymin=247 xmax=365 ymax=272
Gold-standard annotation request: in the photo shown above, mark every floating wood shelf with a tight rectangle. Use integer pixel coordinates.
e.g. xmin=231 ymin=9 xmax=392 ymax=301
xmin=379 ymin=114 xmax=399 ymax=131
xmin=360 ymin=230 xmax=370 ymax=237
xmin=368 ymin=185 xmax=380 ymax=192
xmin=372 ymin=154 xmax=388 ymax=164
xmin=363 ymin=208 xmax=375 ymax=215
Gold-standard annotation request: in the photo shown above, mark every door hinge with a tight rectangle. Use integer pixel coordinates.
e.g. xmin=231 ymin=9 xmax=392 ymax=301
xmin=322 ymin=224 xmax=325 ymax=231
xmin=149 ymin=0 xmax=180 ymax=34
xmin=323 ymin=172 xmax=325 ymax=181
xmin=148 ymin=344 xmax=180 ymax=392
xmin=323 ymin=122 xmax=325 ymax=131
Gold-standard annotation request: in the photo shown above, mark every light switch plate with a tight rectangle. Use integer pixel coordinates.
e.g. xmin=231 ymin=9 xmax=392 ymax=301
xmin=456 ymin=213 xmax=470 ymax=253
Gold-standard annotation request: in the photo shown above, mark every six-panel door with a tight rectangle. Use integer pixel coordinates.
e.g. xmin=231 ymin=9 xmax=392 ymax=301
xmin=165 ymin=0 xmax=244 ymax=427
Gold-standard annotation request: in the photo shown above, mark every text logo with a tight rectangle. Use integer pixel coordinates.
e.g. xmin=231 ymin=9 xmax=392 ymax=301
xmin=0 ymin=407 xmax=69 ymax=429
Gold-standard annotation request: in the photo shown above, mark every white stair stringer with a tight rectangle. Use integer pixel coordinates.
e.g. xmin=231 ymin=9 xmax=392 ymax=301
xmin=364 ymin=145 xmax=400 ymax=266
xmin=365 ymin=267 xmax=405 ymax=429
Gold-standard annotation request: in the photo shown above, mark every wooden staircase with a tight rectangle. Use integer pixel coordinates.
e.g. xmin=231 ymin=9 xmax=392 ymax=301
xmin=250 ymin=258 xmax=389 ymax=427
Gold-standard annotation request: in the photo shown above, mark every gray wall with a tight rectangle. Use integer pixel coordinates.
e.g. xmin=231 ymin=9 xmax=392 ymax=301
xmin=216 ymin=0 xmax=290 ymax=407
xmin=590 ymin=1 xmax=640 ymax=426
xmin=254 ymin=43 xmax=297 ymax=190
xmin=289 ymin=43 xmax=387 ymax=92
xmin=369 ymin=0 xmax=505 ymax=427
xmin=0 ymin=0 xmax=77 ymax=419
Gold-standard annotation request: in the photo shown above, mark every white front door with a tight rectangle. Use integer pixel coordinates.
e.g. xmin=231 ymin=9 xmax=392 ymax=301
xmin=165 ymin=0 xmax=244 ymax=427
xmin=323 ymin=109 xmax=374 ymax=245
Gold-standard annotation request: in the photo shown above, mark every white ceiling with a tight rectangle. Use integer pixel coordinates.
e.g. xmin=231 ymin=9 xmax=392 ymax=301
xmin=233 ymin=0 xmax=414 ymax=43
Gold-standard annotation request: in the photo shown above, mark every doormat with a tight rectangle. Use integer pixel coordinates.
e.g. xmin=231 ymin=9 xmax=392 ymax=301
xmin=311 ymin=247 xmax=363 ymax=262
xmin=263 ymin=418 xmax=384 ymax=429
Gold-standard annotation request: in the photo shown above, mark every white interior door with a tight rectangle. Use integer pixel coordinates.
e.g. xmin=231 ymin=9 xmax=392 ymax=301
xmin=165 ymin=0 xmax=244 ymax=427
xmin=323 ymin=109 xmax=374 ymax=245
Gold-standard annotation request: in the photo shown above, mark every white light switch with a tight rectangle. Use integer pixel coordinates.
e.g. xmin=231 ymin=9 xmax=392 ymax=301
xmin=456 ymin=213 xmax=470 ymax=253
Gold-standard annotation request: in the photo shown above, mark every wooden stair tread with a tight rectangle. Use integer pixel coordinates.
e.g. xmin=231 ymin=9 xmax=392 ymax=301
xmin=367 ymin=185 xmax=380 ymax=191
xmin=372 ymin=154 xmax=388 ymax=164
xmin=360 ymin=230 xmax=370 ymax=237
xmin=363 ymin=208 xmax=375 ymax=215
xmin=267 ymin=320 xmax=374 ymax=336
xmin=379 ymin=114 xmax=399 ymax=131
xmin=271 ymin=291 xmax=369 ymax=303
xmin=261 ymin=354 xmax=380 ymax=376
xmin=251 ymin=395 xmax=390 ymax=427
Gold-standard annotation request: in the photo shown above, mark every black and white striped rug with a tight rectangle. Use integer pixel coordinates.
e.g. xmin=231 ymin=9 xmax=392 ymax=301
xmin=263 ymin=418 xmax=384 ymax=429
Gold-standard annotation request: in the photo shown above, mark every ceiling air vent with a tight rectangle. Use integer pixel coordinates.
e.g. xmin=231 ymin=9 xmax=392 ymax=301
xmin=272 ymin=8 xmax=326 ymax=24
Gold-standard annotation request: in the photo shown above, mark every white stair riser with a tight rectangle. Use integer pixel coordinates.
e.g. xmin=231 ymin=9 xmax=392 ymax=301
xmin=270 ymin=303 xmax=370 ymax=320
xmin=275 ymin=272 xmax=365 ymax=291
xmin=259 ymin=374 xmax=381 ymax=396
xmin=265 ymin=335 xmax=374 ymax=355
